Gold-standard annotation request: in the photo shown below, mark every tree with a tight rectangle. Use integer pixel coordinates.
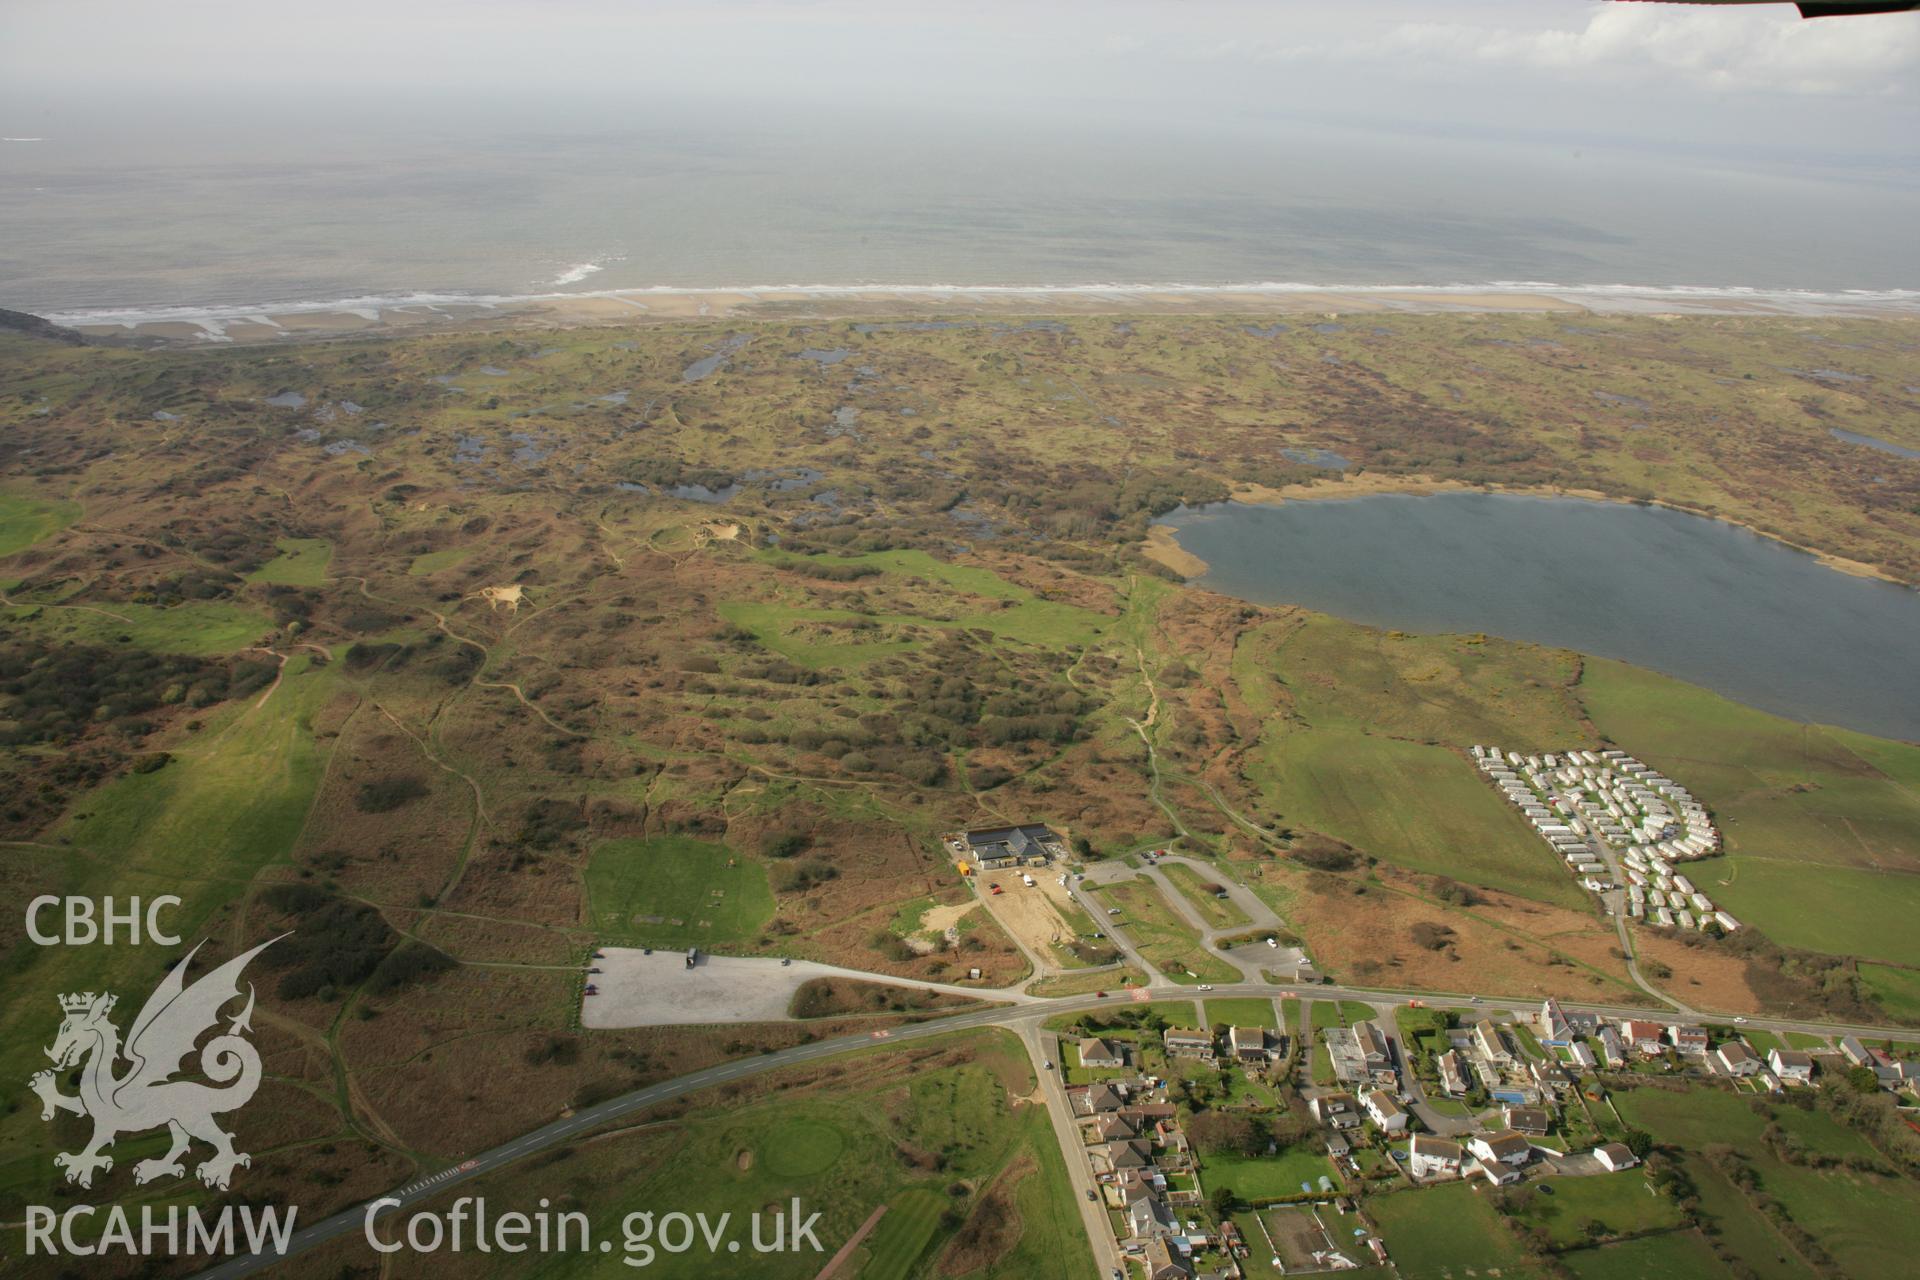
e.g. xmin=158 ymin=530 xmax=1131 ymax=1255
xmin=1624 ymin=1127 xmax=1655 ymax=1159
xmin=1208 ymin=1185 xmax=1237 ymax=1218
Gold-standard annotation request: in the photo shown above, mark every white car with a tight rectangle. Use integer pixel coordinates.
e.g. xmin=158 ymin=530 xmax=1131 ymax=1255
xmin=1266 ymin=938 xmax=1279 ymax=949
xmin=1198 ymin=984 xmax=1214 ymax=991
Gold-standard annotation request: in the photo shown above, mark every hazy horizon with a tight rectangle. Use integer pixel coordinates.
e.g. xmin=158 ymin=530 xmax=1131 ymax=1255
xmin=4 ymin=1 xmax=1917 ymax=312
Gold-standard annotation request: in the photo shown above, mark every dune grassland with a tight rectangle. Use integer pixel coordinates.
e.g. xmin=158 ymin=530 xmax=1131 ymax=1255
xmin=1 ymin=309 xmax=1917 ymax=1257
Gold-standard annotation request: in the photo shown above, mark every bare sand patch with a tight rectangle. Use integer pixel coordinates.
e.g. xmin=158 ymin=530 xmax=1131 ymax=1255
xmin=1144 ymin=524 xmax=1208 ymax=578
xmin=476 ymin=584 xmax=524 ymax=612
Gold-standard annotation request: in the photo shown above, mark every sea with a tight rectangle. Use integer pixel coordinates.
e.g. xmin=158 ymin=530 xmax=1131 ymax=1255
xmin=2 ymin=96 xmax=1918 ymax=323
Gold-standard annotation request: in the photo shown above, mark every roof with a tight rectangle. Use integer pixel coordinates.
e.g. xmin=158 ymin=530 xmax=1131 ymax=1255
xmin=1475 ymin=1130 xmax=1532 ymax=1159
xmin=1771 ymin=1048 xmax=1814 ymax=1068
xmin=1365 ymin=1089 xmax=1407 ymax=1116
xmin=1410 ymin=1134 xmax=1463 ymax=1160
xmin=1080 ymin=1037 xmax=1123 ymax=1061
xmin=1717 ymin=1042 xmax=1757 ymax=1063
xmin=1595 ymin=1142 xmax=1636 ymax=1163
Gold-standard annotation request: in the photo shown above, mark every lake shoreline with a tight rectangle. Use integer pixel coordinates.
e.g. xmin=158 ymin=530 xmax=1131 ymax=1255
xmin=1153 ymin=475 xmax=1909 ymax=589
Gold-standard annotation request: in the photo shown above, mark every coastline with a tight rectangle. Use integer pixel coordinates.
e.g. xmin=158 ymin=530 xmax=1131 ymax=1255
xmin=1153 ymin=475 xmax=1910 ymax=588
xmin=42 ymin=281 xmax=1920 ymax=347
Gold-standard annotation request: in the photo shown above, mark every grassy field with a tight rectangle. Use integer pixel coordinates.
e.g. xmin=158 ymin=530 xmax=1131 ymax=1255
xmin=0 ymin=490 xmax=79 ymax=558
xmin=1581 ymin=658 xmax=1920 ymax=965
xmin=1562 ymin=1230 xmax=1738 ymax=1280
xmin=1858 ymin=963 xmax=1920 ymax=1022
xmin=1369 ymin=1182 xmax=1539 ymax=1279
xmin=1201 ymin=1148 xmax=1337 ymax=1201
xmin=247 ymin=536 xmax=334 ymax=585
xmin=1092 ymin=877 xmax=1239 ymax=984
xmin=407 ymin=546 xmax=475 ymax=575
xmin=1249 ymin=725 xmax=1583 ymax=908
xmin=585 ymin=836 xmax=776 ymax=945
xmin=1615 ymin=1086 xmax=1920 ymax=1279
xmin=1513 ymin=1172 xmax=1687 ymax=1247
xmin=1204 ymin=997 xmax=1279 ymax=1029
xmin=9 ymin=597 xmax=270 ymax=654
xmin=438 ymin=1028 xmax=1093 ymax=1280
xmin=1161 ymin=861 xmax=1252 ymax=929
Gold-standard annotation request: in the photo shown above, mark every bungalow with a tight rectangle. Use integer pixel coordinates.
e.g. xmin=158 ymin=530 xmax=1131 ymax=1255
xmin=1593 ymin=1142 xmax=1639 ymax=1172
xmin=1128 ymin=1195 xmax=1178 ymax=1239
xmin=1714 ymin=1042 xmax=1761 ymax=1077
xmin=1436 ymin=1049 xmax=1472 ymax=1096
xmin=1768 ymin=1048 xmax=1814 ymax=1084
xmin=1620 ymin=1020 xmax=1667 ymax=1056
xmin=1142 ymin=1237 xmax=1191 ymax=1280
xmin=1086 ymin=1113 xmax=1139 ymax=1144
xmin=1079 ymin=1037 xmax=1127 ymax=1070
xmin=1364 ymin=1089 xmax=1410 ymax=1133
xmin=1101 ymin=1139 xmax=1155 ymax=1172
xmin=1325 ymin=1131 xmax=1352 ymax=1158
xmin=1472 ymin=1019 xmax=1512 ymax=1065
xmin=1840 ymin=1036 xmax=1873 ymax=1068
xmin=1502 ymin=1105 xmax=1551 ymax=1136
xmin=1408 ymin=1134 xmax=1465 ymax=1181
xmin=1568 ymin=1041 xmax=1598 ymax=1071
xmin=1668 ymin=1025 xmax=1710 ymax=1057
xmin=1228 ymin=1026 xmax=1276 ymax=1064
xmin=1470 ymin=1130 xmax=1534 ymax=1171
xmin=1163 ymin=1028 xmax=1216 ymax=1062
xmin=1597 ymin=1025 xmax=1627 ymax=1068
xmin=1311 ymin=1092 xmax=1362 ymax=1129
xmin=1074 ymin=1082 xmax=1127 ymax=1115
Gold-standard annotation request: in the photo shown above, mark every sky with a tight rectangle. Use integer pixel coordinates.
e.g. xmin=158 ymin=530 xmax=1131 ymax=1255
xmin=2 ymin=0 xmax=1916 ymax=167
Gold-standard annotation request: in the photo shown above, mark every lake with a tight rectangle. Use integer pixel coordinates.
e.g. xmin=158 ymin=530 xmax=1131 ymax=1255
xmin=1160 ymin=492 xmax=1920 ymax=742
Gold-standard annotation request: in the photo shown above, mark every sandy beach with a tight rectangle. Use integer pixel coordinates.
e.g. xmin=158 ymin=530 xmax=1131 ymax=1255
xmin=57 ymin=283 xmax=1920 ymax=347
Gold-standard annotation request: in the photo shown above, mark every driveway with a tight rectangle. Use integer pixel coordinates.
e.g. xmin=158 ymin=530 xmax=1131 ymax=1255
xmin=582 ymin=949 xmax=1032 ymax=1028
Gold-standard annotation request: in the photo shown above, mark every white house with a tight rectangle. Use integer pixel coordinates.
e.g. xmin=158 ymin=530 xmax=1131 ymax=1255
xmin=1768 ymin=1048 xmax=1814 ymax=1084
xmin=1408 ymin=1134 xmax=1464 ymax=1181
xmin=1470 ymin=1130 xmax=1533 ymax=1172
xmin=1714 ymin=1042 xmax=1761 ymax=1077
xmin=1593 ymin=1142 xmax=1639 ymax=1172
xmin=1364 ymin=1089 xmax=1410 ymax=1133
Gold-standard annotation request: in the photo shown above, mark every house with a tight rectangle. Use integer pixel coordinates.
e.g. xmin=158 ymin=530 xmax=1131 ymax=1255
xmin=1364 ymin=1089 xmax=1410 ymax=1133
xmin=1086 ymin=1114 xmax=1139 ymax=1144
xmin=1540 ymin=998 xmax=1598 ymax=1046
xmin=1768 ymin=1048 xmax=1814 ymax=1084
xmin=1128 ymin=1195 xmax=1178 ymax=1239
xmin=1074 ymin=1082 xmax=1127 ymax=1115
xmin=1101 ymin=1139 xmax=1155 ymax=1172
xmin=1408 ymin=1134 xmax=1465 ymax=1180
xmin=1714 ymin=1042 xmax=1761 ymax=1077
xmin=1568 ymin=1041 xmax=1598 ymax=1071
xmin=1311 ymin=1092 xmax=1361 ymax=1129
xmin=1228 ymin=1026 xmax=1275 ymax=1064
xmin=1472 ymin=1019 xmax=1512 ymax=1065
xmin=1163 ymin=1028 xmax=1216 ymax=1062
xmin=1351 ymin=1020 xmax=1393 ymax=1071
xmin=1840 ymin=1036 xmax=1873 ymax=1068
xmin=1142 ymin=1237 xmax=1191 ymax=1280
xmin=1668 ymin=1025 xmax=1710 ymax=1057
xmin=1620 ymin=1020 xmax=1667 ymax=1055
xmin=1502 ymin=1105 xmax=1551 ymax=1136
xmin=1436 ymin=1049 xmax=1472 ymax=1096
xmin=1470 ymin=1130 xmax=1534 ymax=1171
xmin=1325 ymin=1131 xmax=1351 ymax=1158
xmin=1593 ymin=1142 xmax=1639 ymax=1172
xmin=1079 ymin=1037 xmax=1127 ymax=1070
xmin=1597 ymin=1024 xmax=1627 ymax=1068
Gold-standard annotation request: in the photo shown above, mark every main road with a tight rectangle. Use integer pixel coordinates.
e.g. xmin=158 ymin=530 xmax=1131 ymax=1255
xmin=193 ymin=978 xmax=1920 ymax=1279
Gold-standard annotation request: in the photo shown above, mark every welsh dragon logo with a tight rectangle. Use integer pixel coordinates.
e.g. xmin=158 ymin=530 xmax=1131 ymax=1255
xmin=30 ymin=937 xmax=279 ymax=1191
